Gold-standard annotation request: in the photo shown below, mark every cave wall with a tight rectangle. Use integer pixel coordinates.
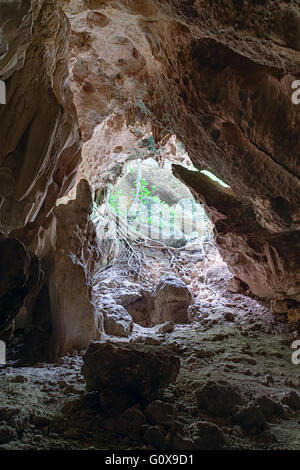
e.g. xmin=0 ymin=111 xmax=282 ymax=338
xmin=0 ymin=0 xmax=299 ymax=353
xmin=49 ymin=179 xmax=103 ymax=358
xmin=173 ymin=164 xmax=300 ymax=302
xmin=0 ymin=238 xmax=42 ymax=340
xmin=0 ymin=1 xmax=101 ymax=354
xmin=0 ymin=0 xmax=81 ymax=234
xmin=60 ymin=0 xmax=299 ymax=302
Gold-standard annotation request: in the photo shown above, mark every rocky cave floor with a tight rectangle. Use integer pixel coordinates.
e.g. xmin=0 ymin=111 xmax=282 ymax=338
xmin=1 ymin=245 xmax=300 ymax=451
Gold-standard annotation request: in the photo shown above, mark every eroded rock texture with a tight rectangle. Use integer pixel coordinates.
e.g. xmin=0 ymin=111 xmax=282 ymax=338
xmin=102 ymin=303 xmax=133 ymax=338
xmin=49 ymin=180 xmax=103 ymax=357
xmin=0 ymin=0 xmax=81 ymax=234
xmin=0 ymin=2 xmax=102 ymax=354
xmin=60 ymin=0 xmax=299 ymax=302
xmin=0 ymin=0 xmax=299 ymax=352
xmin=153 ymin=274 xmax=194 ymax=323
xmin=82 ymin=341 xmax=180 ymax=414
xmin=0 ymin=239 xmax=42 ymax=340
xmin=173 ymin=164 xmax=300 ymax=301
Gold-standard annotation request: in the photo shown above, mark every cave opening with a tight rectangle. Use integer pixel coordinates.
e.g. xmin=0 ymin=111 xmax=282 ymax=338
xmin=89 ymin=153 xmax=227 ymax=333
xmin=55 ymin=131 xmax=234 ymax=338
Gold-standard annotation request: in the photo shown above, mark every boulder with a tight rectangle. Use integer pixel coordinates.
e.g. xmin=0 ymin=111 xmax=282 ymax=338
xmin=144 ymin=426 xmax=165 ymax=450
xmin=82 ymin=342 xmax=180 ymax=414
xmin=234 ymin=405 xmax=266 ymax=435
xmin=102 ymin=303 xmax=133 ymax=337
xmin=153 ymin=274 xmax=194 ymax=324
xmin=156 ymin=321 xmax=175 ymax=334
xmin=0 ymin=424 xmax=17 ymax=444
xmin=145 ymin=400 xmax=177 ymax=425
xmin=122 ymin=289 xmax=155 ymax=327
xmin=192 ymin=421 xmax=226 ymax=450
xmin=170 ymin=433 xmax=195 ymax=450
xmin=227 ymin=277 xmax=243 ymax=294
xmin=287 ymin=309 xmax=300 ymax=323
xmin=254 ymin=396 xmax=284 ymax=419
xmin=104 ymin=407 xmax=146 ymax=434
xmin=118 ymin=407 xmax=146 ymax=432
xmin=281 ymin=391 xmax=300 ymax=411
xmin=195 ymin=382 xmax=243 ymax=417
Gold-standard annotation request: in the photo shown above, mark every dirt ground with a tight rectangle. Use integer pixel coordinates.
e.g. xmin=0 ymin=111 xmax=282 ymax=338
xmin=0 ymin=245 xmax=299 ymax=450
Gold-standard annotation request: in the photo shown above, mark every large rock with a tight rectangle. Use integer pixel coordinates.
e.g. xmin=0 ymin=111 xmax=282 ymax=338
xmin=145 ymin=400 xmax=178 ymax=425
xmin=234 ymin=405 xmax=266 ymax=435
xmin=254 ymin=396 xmax=284 ymax=419
xmin=281 ymin=391 xmax=300 ymax=411
xmin=195 ymin=382 xmax=243 ymax=417
xmin=153 ymin=274 xmax=194 ymax=324
xmin=104 ymin=407 xmax=147 ymax=434
xmin=0 ymin=424 xmax=17 ymax=444
xmin=82 ymin=342 xmax=180 ymax=414
xmin=191 ymin=421 xmax=226 ymax=450
xmin=102 ymin=303 xmax=133 ymax=338
xmin=124 ymin=289 xmax=155 ymax=327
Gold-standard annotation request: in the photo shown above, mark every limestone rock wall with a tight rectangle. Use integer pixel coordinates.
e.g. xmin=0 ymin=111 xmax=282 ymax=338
xmin=0 ymin=238 xmax=42 ymax=341
xmin=0 ymin=0 xmax=81 ymax=235
xmin=49 ymin=180 xmax=103 ymax=358
xmin=0 ymin=1 xmax=100 ymax=356
xmin=173 ymin=164 xmax=300 ymax=302
xmin=60 ymin=0 xmax=299 ymax=302
xmin=0 ymin=0 xmax=299 ymax=351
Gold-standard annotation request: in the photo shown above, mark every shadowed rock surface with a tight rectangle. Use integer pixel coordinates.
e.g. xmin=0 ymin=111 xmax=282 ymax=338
xmin=172 ymin=164 xmax=300 ymax=302
xmin=82 ymin=342 xmax=180 ymax=413
xmin=0 ymin=0 xmax=299 ymax=350
xmin=0 ymin=239 xmax=42 ymax=340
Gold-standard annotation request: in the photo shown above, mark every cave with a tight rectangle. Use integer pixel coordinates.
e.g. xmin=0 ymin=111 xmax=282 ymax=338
xmin=0 ymin=0 xmax=299 ymax=453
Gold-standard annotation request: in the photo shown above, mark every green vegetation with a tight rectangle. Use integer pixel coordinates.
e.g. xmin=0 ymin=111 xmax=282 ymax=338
xmin=109 ymin=189 xmax=127 ymax=217
xmin=93 ymin=159 xmax=214 ymax=243
xmin=107 ymin=171 xmax=176 ymax=235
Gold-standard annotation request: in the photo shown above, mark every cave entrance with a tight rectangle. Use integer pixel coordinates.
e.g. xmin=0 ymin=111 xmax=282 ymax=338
xmin=90 ymin=154 xmax=230 ymax=335
xmin=92 ymin=157 xmax=213 ymax=259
